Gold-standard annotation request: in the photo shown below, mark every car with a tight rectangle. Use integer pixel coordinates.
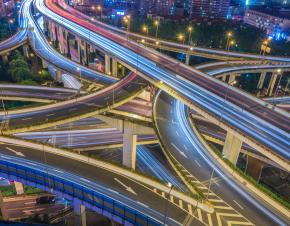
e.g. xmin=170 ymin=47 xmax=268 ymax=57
xmin=36 ymin=195 xmax=56 ymax=204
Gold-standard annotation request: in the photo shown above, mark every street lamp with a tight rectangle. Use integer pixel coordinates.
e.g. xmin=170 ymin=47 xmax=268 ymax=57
xmin=274 ymin=69 xmax=283 ymax=97
xmin=163 ymin=182 xmax=174 ymax=226
xmin=142 ymin=25 xmax=149 ymax=36
xmin=123 ymin=15 xmax=131 ymax=39
xmin=8 ymin=19 xmax=14 ymax=36
xmin=187 ymin=26 xmax=193 ymax=45
xmin=97 ymin=5 xmax=102 ymax=22
xmin=178 ymin=34 xmax=185 ymax=45
xmin=154 ymin=20 xmax=160 ymax=40
xmin=226 ymin=31 xmax=233 ymax=50
xmin=260 ymin=38 xmax=271 ymax=56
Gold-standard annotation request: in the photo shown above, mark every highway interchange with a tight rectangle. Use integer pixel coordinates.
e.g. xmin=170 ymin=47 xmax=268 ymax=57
xmin=0 ymin=0 xmax=289 ymax=225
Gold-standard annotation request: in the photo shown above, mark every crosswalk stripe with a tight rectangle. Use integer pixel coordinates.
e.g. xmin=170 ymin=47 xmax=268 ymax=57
xmin=187 ymin=204 xmax=193 ymax=215
xmin=216 ymin=212 xmax=245 ymax=218
xmin=197 ymin=209 xmax=203 ymax=222
xmin=214 ymin=206 xmax=233 ymax=210
xmin=208 ymin=199 xmax=225 ymax=203
xmin=227 ymin=221 xmax=253 ymax=226
xmin=161 ymin=191 xmax=165 ymax=198
xmin=207 ymin=213 xmax=213 ymax=226
xmin=179 ymin=199 xmax=183 ymax=209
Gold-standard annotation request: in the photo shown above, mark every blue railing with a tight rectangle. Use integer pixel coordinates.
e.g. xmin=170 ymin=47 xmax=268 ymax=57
xmin=0 ymin=159 xmax=161 ymax=226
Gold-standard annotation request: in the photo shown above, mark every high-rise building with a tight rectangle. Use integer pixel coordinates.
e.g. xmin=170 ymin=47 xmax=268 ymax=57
xmin=191 ymin=0 xmax=231 ymax=19
xmin=0 ymin=0 xmax=15 ymax=17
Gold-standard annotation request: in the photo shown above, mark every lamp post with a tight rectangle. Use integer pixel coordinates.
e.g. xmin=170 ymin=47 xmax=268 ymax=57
xmin=226 ymin=31 xmax=232 ymax=51
xmin=8 ymin=19 xmax=14 ymax=36
xmin=123 ymin=15 xmax=131 ymax=39
xmin=97 ymin=5 xmax=102 ymax=22
xmin=142 ymin=25 xmax=149 ymax=36
xmin=274 ymin=68 xmax=283 ymax=97
xmin=154 ymin=20 xmax=160 ymax=40
xmin=260 ymin=38 xmax=271 ymax=56
xmin=187 ymin=26 xmax=193 ymax=45
xmin=178 ymin=34 xmax=185 ymax=45
xmin=163 ymin=182 xmax=174 ymax=226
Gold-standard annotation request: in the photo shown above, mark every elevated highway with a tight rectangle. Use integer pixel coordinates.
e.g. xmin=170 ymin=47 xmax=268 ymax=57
xmin=39 ymin=0 xmax=289 ymax=170
xmin=153 ymin=91 xmax=289 ymax=226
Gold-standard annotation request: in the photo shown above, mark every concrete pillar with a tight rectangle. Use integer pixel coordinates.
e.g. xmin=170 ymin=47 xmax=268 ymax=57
xmin=257 ymin=71 xmax=266 ymax=89
xmin=1 ymin=54 xmax=8 ymax=64
xmin=105 ymin=54 xmax=111 ymax=75
xmin=112 ymin=58 xmax=118 ymax=77
xmin=58 ymin=26 xmax=64 ymax=54
xmin=42 ymin=59 xmax=48 ymax=69
xmin=56 ymin=69 xmax=62 ymax=82
xmin=221 ymin=75 xmax=226 ymax=82
xmin=74 ymin=202 xmax=86 ymax=226
xmin=245 ymin=155 xmax=266 ymax=181
xmin=14 ymin=181 xmax=24 ymax=195
xmin=228 ymin=74 xmax=236 ymax=85
xmin=23 ymin=44 xmax=29 ymax=58
xmin=222 ymin=132 xmax=242 ymax=165
xmin=185 ymin=54 xmax=190 ymax=65
xmin=267 ymin=73 xmax=278 ymax=96
xmin=77 ymin=38 xmax=82 ymax=64
xmin=122 ymin=121 xmax=137 ymax=170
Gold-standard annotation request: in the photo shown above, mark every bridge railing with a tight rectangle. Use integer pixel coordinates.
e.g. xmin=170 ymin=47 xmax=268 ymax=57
xmin=0 ymin=159 xmax=161 ymax=226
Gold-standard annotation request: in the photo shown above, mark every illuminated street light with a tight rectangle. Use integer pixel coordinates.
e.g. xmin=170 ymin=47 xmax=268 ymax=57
xmin=177 ymin=34 xmax=185 ymax=45
xmin=123 ymin=15 xmax=131 ymax=39
xmin=154 ymin=20 xmax=160 ymax=40
xmin=142 ymin=25 xmax=149 ymax=36
xmin=226 ymin=31 xmax=233 ymax=51
xmin=97 ymin=5 xmax=102 ymax=22
xmin=260 ymin=38 xmax=271 ymax=56
xmin=187 ymin=26 xmax=193 ymax=45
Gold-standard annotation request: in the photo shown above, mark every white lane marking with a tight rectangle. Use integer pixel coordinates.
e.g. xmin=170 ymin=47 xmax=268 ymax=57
xmin=107 ymin=188 xmax=119 ymax=194
xmin=176 ymin=131 xmax=180 ymax=136
xmin=80 ymin=177 xmax=91 ymax=183
xmin=22 ymin=118 xmax=32 ymax=121
xmin=171 ymin=142 xmax=188 ymax=158
xmin=137 ymin=201 xmax=148 ymax=208
xmin=233 ymin=200 xmax=244 ymax=210
xmin=114 ymin=178 xmax=137 ymax=195
xmin=183 ymin=144 xmax=188 ymax=151
xmin=194 ymin=160 xmax=201 ymax=167
xmin=5 ymin=147 xmax=25 ymax=157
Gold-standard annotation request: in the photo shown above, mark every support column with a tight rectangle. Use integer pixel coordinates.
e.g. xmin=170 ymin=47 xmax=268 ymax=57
xmin=23 ymin=44 xmax=29 ymax=58
xmin=105 ymin=54 xmax=111 ymax=75
xmin=267 ymin=73 xmax=278 ymax=96
xmin=14 ymin=181 xmax=24 ymax=195
xmin=74 ymin=202 xmax=86 ymax=226
xmin=1 ymin=54 xmax=8 ymax=64
xmin=77 ymin=38 xmax=82 ymax=64
xmin=221 ymin=75 xmax=226 ymax=82
xmin=222 ymin=132 xmax=242 ymax=165
xmin=228 ymin=74 xmax=236 ymax=85
xmin=122 ymin=121 xmax=137 ymax=170
xmin=56 ymin=69 xmax=62 ymax=82
xmin=185 ymin=54 xmax=190 ymax=65
xmin=58 ymin=26 xmax=64 ymax=54
xmin=42 ymin=59 xmax=48 ymax=69
xmin=257 ymin=71 xmax=266 ymax=89
xmin=245 ymin=155 xmax=266 ymax=181
xmin=112 ymin=58 xmax=118 ymax=77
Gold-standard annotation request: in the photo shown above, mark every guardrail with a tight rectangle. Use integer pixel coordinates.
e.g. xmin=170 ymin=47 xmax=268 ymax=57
xmin=0 ymin=159 xmax=161 ymax=226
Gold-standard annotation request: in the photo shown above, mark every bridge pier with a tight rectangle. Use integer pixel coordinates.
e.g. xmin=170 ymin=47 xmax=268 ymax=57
xmin=14 ymin=181 xmax=24 ymax=195
xmin=122 ymin=121 xmax=137 ymax=170
xmin=257 ymin=71 xmax=266 ymax=89
xmin=1 ymin=54 xmax=8 ymax=64
xmin=228 ymin=74 xmax=236 ymax=85
xmin=56 ymin=68 xmax=62 ymax=82
xmin=185 ymin=54 xmax=190 ymax=65
xmin=105 ymin=54 xmax=111 ymax=75
xmin=23 ymin=44 xmax=29 ymax=58
xmin=267 ymin=73 xmax=278 ymax=96
xmin=221 ymin=75 xmax=226 ymax=82
xmin=112 ymin=58 xmax=118 ymax=77
xmin=73 ymin=201 xmax=87 ymax=226
xmin=246 ymin=155 xmax=266 ymax=181
xmin=222 ymin=132 xmax=242 ymax=165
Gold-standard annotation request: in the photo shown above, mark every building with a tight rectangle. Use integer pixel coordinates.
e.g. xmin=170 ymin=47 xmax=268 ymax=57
xmin=0 ymin=0 xmax=15 ymax=17
xmin=191 ymin=0 xmax=231 ymax=19
xmin=244 ymin=8 xmax=290 ymax=40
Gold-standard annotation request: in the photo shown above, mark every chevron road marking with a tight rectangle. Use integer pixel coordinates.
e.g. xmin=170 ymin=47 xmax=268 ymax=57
xmin=227 ymin=221 xmax=254 ymax=226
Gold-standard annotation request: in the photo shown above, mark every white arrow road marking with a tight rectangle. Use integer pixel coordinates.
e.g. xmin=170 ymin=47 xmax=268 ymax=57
xmin=171 ymin=142 xmax=188 ymax=158
xmin=114 ymin=178 xmax=137 ymax=195
xmin=5 ymin=147 xmax=25 ymax=157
